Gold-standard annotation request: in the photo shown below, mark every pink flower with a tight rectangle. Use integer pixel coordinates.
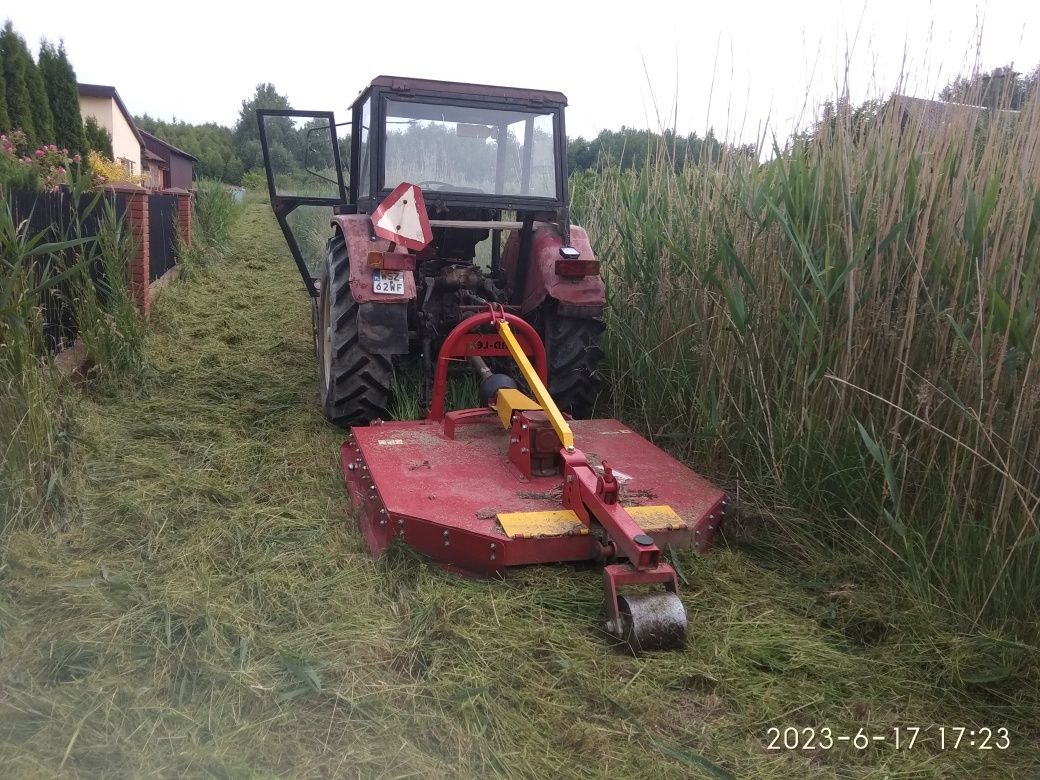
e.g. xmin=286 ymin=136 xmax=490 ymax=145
xmin=73 ymin=153 xmax=81 ymax=163
xmin=35 ymin=149 xmax=45 ymax=158
xmin=58 ymin=167 xmax=65 ymax=174
xmin=48 ymin=144 xmax=57 ymax=151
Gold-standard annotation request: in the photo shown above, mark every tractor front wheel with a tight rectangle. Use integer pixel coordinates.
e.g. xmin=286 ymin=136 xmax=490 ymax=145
xmin=317 ymin=234 xmax=393 ymax=427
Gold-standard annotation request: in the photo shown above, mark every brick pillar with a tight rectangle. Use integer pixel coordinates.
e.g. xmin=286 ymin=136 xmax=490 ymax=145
xmin=109 ymin=184 xmax=150 ymax=317
xmin=167 ymin=187 xmax=192 ymax=247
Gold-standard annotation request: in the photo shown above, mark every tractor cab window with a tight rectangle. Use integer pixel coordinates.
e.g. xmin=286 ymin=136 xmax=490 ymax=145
xmin=357 ymin=98 xmax=371 ymax=198
xmin=258 ymin=113 xmax=342 ymax=199
xmin=382 ymin=99 xmax=557 ymax=198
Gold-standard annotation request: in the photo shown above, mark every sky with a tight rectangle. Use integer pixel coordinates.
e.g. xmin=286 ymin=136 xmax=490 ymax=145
xmin=5 ymin=0 xmax=1039 ymax=146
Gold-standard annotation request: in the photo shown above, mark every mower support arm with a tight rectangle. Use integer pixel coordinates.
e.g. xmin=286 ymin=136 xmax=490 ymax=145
xmin=561 ymin=449 xmax=661 ymax=570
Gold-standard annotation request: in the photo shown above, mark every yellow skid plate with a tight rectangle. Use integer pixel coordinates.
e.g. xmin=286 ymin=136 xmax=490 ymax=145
xmin=497 ymin=505 xmax=685 ymax=538
xmin=497 ymin=510 xmax=587 ymax=538
xmin=626 ymin=505 xmax=687 ymax=531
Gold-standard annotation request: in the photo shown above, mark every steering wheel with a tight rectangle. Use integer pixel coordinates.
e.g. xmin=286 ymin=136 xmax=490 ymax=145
xmin=417 ymin=180 xmax=455 ymax=191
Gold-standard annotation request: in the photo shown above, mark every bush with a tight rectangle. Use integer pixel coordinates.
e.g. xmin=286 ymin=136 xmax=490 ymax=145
xmin=0 ymin=131 xmax=82 ymax=191
xmin=192 ymin=179 xmax=241 ymax=247
xmin=71 ymin=197 xmax=148 ymax=383
xmin=241 ymin=168 xmax=267 ymax=191
xmin=86 ymin=149 xmax=144 ymax=187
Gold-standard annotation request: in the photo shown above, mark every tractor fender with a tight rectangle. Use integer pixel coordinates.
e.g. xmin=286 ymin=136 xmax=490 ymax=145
xmin=501 ymin=223 xmax=606 ymax=314
xmin=331 ymin=214 xmax=412 ymax=355
xmin=330 ymin=214 xmax=417 ymax=304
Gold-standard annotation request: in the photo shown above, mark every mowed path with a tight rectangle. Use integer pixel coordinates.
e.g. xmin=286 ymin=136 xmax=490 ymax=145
xmin=0 ymin=199 xmax=1029 ymax=779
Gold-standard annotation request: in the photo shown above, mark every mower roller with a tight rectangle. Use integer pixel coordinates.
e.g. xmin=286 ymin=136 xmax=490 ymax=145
xmin=256 ymin=76 xmax=727 ymax=650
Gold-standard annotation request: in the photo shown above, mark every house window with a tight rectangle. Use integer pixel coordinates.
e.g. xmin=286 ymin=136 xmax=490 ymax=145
xmin=118 ymin=157 xmax=136 ymax=175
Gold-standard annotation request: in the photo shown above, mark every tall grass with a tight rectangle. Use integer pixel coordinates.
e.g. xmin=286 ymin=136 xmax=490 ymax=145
xmin=0 ymin=202 xmax=83 ymax=537
xmin=1 ymin=179 xmax=148 ymax=539
xmin=192 ymin=179 xmax=241 ymax=246
xmin=573 ymin=90 xmax=1040 ymax=645
xmin=73 ymin=196 xmax=150 ymax=386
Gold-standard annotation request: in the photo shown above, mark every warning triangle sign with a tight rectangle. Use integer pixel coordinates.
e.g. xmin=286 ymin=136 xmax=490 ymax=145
xmin=371 ymin=182 xmax=433 ymax=251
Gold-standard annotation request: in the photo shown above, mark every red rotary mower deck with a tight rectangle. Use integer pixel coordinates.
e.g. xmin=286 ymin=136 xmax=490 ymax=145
xmin=342 ymin=418 xmax=726 ymax=574
xmin=339 ymin=307 xmax=727 ymax=651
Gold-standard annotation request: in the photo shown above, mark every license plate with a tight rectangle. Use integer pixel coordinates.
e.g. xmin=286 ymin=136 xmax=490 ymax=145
xmin=372 ymin=269 xmax=405 ymax=295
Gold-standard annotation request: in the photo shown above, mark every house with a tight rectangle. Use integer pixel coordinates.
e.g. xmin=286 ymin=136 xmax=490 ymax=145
xmin=140 ymin=130 xmax=197 ymax=189
xmin=886 ymin=93 xmax=1019 ymax=136
xmin=78 ymin=83 xmax=145 ymax=177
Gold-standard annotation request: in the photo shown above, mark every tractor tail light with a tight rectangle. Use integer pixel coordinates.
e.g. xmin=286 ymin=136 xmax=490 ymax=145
xmin=367 ymin=251 xmax=416 ymax=271
xmin=555 ymin=259 xmax=600 ymax=278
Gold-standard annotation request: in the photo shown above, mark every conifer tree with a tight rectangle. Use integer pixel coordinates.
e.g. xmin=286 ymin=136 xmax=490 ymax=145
xmin=39 ymin=40 xmax=83 ymax=152
xmin=83 ymin=116 xmax=112 ymax=158
xmin=0 ymin=21 xmax=36 ymax=143
xmin=25 ymin=46 xmax=54 ymax=144
xmin=0 ymin=65 xmax=10 ymax=131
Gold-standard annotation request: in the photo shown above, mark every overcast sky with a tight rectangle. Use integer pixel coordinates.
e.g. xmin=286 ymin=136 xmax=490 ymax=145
xmin=6 ymin=0 xmax=1039 ymax=145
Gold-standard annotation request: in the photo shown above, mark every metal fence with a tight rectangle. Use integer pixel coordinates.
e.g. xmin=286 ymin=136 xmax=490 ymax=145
xmin=148 ymin=192 xmax=178 ymax=281
xmin=7 ymin=188 xmax=126 ymax=351
xmin=8 ymin=186 xmax=182 ymax=351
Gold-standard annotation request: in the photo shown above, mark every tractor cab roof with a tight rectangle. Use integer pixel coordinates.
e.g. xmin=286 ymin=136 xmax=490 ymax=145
xmin=351 ymin=76 xmax=568 ymax=110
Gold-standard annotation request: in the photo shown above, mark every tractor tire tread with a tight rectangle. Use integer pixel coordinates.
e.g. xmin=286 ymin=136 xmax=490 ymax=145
xmin=540 ymin=307 xmax=604 ymax=419
xmin=319 ymin=234 xmax=392 ymax=427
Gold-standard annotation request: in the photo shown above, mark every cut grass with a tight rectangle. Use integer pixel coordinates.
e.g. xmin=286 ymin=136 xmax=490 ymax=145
xmin=1 ymin=198 xmax=1037 ymax=778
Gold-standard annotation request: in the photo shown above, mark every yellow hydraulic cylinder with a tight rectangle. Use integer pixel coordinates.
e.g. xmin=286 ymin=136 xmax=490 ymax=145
xmin=496 ymin=319 xmax=575 ymax=452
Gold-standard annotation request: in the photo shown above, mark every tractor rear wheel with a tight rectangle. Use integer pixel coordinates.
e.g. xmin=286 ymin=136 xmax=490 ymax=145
xmin=317 ymin=234 xmax=393 ymax=427
xmin=540 ymin=306 xmax=604 ymax=419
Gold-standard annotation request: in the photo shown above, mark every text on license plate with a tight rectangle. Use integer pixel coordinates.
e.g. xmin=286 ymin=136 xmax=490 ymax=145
xmin=372 ymin=270 xmax=405 ymax=295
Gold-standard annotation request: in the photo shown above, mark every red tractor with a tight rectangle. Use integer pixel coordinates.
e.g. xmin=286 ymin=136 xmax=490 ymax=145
xmin=258 ymin=77 xmax=725 ymax=651
xmin=258 ymin=76 xmax=603 ymax=426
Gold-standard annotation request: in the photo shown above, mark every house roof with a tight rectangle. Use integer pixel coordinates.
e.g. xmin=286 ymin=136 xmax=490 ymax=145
xmin=144 ymin=148 xmax=164 ymax=163
xmin=77 ymin=83 xmax=145 ymax=149
xmin=888 ymin=94 xmax=1018 ymax=132
xmin=139 ymin=129 xmax=199 ymax=162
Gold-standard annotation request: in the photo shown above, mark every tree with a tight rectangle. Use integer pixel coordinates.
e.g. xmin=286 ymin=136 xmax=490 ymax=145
xmin=0 ymin=60 xmax=9 ymax=131
xmin=940 ymin=65 xmax=1031 ymax=110
xmin=136 ymin=113 xmax=246 ymax=184
xmin=232 ymin=83 xmax=292 ymax=172
xmin=0 ymin=21 xmax=37 ymax=143
xmin=38 ymin=40 xmax=84 ymax=153
xmin=1024 ymin=64 xmax=1040 ymax=104
xmin=83 ymin=116 xmax=112 ymax=158
xmin=566 ymin=126 xmax=739 ymax=174
xmin=24 ymin=45 xmax=53 ymax=144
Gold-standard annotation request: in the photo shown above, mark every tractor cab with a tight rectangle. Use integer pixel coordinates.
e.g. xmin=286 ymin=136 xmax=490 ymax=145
xmin=257 ymin=76 xmax=572 ymax=295
xmin=351 ymin=76 xmax=568 ymax=215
